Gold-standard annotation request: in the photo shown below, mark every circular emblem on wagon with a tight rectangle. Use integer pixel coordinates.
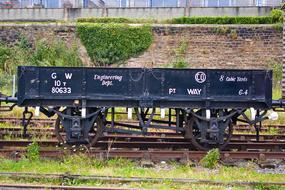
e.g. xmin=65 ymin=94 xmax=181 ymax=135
xmin=195 ymin=72 xmax=206 ymax=83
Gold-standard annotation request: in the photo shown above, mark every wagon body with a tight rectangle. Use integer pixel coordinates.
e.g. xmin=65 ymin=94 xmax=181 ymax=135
xmin=17 ymin=66 xmax=272 ymax=109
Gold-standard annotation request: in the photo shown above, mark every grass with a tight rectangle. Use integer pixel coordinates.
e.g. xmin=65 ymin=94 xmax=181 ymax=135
xmin=0 ymin=156 xmax=284 ymax=184
xmin=0 ymin=157 xmax=283 ymax=189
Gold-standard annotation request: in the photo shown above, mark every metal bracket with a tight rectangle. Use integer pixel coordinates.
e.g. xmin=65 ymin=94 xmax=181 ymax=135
xmin=52 ymin=107 xmax=103 ymax=144
xmin=135 ymin=107 xmax=155 ymax=134
xmin=22 ymin=107 xmax=33 ymax=138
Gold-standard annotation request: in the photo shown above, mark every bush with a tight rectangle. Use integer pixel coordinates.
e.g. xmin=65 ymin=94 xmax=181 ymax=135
xmin=0 ymin=43 xmax=11 ymax=73
xmin=271 ymin=9 xmax=283 ymax=23
xmin=78 ymin=9 xmax=282 ymax=25
xmin=77 ymin=17 xmax=156 ymax=24
xmin=167 ymin=16 xmax=274 ymax=25
xmin=0 ymin=43 xmax=29 ymax=75
xmin=0 ymin=38 xmax=83 ymax=91
xmin=79 ymin=16 xmax=276 ymax=25
xmin=78 ymin=17 xmax=132 ymax=23
xmin=76 ymin=23 xmax=153 ymax=65
xmin=30 ymin=39 xmax=83 ymax=67
xmin=200 ymin=149 xmax=220 ymax=169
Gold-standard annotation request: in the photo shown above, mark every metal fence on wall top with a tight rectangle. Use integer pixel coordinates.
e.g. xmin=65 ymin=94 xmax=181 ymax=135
xmin=0 ymin=0 xmax=283 ymax=9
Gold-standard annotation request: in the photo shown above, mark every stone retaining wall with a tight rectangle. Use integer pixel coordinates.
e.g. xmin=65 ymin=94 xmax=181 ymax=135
xmin=0 ymin=24 xmax=282 ymax=69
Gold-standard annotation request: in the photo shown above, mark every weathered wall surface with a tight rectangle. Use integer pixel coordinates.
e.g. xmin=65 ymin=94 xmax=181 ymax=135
xmin=0 ymin=7 xmax=275 ymax=21
xmin=0 ymin=24 xmax=282 ymax=69
xmin=128 ymin=25 xmax=282 ymax=69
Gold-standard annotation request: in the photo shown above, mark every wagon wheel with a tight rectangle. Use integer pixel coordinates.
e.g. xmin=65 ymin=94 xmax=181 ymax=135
xmin=184 ymin=110 xmax=233 ymax=151
xmin=88 ymin=116 xmax=104 ymax=147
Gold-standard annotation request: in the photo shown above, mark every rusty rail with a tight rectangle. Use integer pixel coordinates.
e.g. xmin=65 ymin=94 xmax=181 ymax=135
xmin=0 ymin=172 xmax=285 ymax=187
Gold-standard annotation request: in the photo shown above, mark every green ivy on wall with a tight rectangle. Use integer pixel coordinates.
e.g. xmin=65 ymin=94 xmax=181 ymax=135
xmin=76 ymin=23 xmax=153 ymax=66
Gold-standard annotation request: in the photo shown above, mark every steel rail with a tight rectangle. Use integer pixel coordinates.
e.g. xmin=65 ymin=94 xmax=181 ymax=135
xmin=0 ymin=184 xmax=133 ymax=190
xmin=1 ymin=130 xmax=285 ymax=142
xmin=0 ymin=149 xmax=285 ymax=161
xmin=0 ymin=139 xmax=284 ymax=150
xmin=0 ymin=172 xmax=284 ymax=187
xmin=1 ymin=117 xmax=285 ymax=131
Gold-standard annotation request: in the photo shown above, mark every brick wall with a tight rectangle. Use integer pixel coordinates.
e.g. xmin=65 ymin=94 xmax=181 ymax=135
xmin=0 ymin=24 xmax=282 ymax=69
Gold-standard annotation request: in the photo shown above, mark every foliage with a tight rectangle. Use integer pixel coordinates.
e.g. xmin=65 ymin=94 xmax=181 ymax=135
xmin=0 ymin=38 xmax=83 ymax=90
xmin=270 ymin=9 xmax=283 ymax=23
xmin=76 ymin=23 xmax=153 ymax=65
xmin=167 ymin=16 xmax=274 ymax=25
xmin=18 ymin=36 xmax=31 ymax=50
xmin=214 ymin=26 xmax=231 ymax=34
xmin=166 ymin=41 xmax=188 ymax=68
xmin=26 ymin=141 xmax=40 ymax=161
xmin=200 ymin=149 xmax=220 ymax=169
xmin=268 ymin=61 xmax=282 ymax=99
xmin=169 ymin=58 xmax=188 ymax=68
xmin=78 ymin=9 xmax=283 ymax=25
xmin=77 ymin=17 xmax=157 ymax=24
xmin=273 ymin=23 xmax=283 ymax=31
xmin=168 ymin=9 xmax=283 ymax=25
xmin=229 ymin=29 xmax=238 ymax=39
xmin=267 ymin=61 xmax=282 ymax=87
xmin=0 ymin=43 xmax=11 ymax=73
xmin=30 ymin=39 xmax=83 ymax=67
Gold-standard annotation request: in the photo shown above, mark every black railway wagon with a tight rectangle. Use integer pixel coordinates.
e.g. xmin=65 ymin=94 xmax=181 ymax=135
xmin=18 ymin=66 xmax=272 ymax=108
xmin=15 ymin=66 xmax=273 ymax=150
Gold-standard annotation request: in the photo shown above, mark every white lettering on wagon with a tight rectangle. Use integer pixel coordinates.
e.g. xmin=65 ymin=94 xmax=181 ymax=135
xmin=219 ymin=75 xmax=248 ymax=82
xmin=94 ymin=74 xmax=123 ymax=87
xmin=169 ymin=88 xmax=176 ymax=95
xmin=195 ymin=72 xmax=206 ymax=83
xmin=187 ymin=89 xmax=202 ymax=95
xmin=50 ymin=72 xmax=72 ymax=94
xmin=239 ymin=89 xmax=249 ymax=96
xmin=51 ymin=73 xmax=57 ymax=79
xmin=65 ymin=73 xmax=73 ymax=79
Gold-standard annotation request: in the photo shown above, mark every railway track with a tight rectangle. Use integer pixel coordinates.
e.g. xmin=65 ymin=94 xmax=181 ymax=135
xmin=1 ymin=127 xmax=285 ymax=142
xmin=0 ymin=172 xmax=284 ymax=188
xmin=1 ymin=117 xmax=285 ymax=133
xmin=0 ymin=149 xmax=285 ymax=161
xmin=0 ymin=117 xmax=284 ymax=161
xmin=0 ymin=137 xmax=284 ymax=151
xmin=0 ymin=117 xmax=55 ymax=127
xmin=0 ymin=184 xmax=133 ymax=190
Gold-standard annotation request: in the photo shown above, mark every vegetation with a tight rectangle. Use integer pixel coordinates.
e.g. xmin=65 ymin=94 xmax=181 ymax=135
xmin=30 ymin=39 xmax=82 ymax=67
xmin=0 ymin=155 xmax=284 ymax=189
xmin=268 ymin=61 xmax=282 ymax=99
xmin=166 ymin=41 xmax=188 ymax=68
xmin=78 ymin=9 xmax=283 ymax=25
xmin=200 ymin=149 xmax=220 ymax=169
xmin=77 ymin=17 xmax=157 ymax=24
xmin=271 ymin=9 xmax=283 ymax=23
xmin=167 ymin=16 xmax=274 ymax=25
xmin=0 ymin=37 xmax=82 ymax=92
xmin=167 ymin=10 xmax=282 ymax=25
xmin=26 ymin=141 xmax=40 ymax=161
xmin=76 ymin=23 xmax=153 ymax=66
